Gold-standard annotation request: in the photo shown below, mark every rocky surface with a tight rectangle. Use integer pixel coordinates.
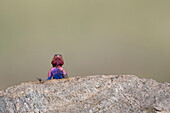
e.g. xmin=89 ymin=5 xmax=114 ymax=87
xmin=0 ymin=75 xmax=170 ymax=113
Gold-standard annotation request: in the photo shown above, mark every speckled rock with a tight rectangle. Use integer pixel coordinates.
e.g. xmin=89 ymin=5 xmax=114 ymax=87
xmin=0 ymin=75 xmax=169 ymax=113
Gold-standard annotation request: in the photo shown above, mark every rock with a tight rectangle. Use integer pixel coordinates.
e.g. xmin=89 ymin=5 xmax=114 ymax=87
xmin=0 ymin=75 xmax=169 ymax=113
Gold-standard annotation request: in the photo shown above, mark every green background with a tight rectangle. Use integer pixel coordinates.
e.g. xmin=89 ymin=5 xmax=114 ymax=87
xmin=0 ymin=0 xmax=170 ymax=90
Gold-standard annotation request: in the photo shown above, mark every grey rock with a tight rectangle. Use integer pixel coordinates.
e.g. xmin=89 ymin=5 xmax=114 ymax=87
xmin=0 ymin=75 xmax=169 ymax=113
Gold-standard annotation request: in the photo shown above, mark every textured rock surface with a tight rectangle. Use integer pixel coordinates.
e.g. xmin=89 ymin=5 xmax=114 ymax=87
xmin=0 ymin=75 xmax=170 ymax=113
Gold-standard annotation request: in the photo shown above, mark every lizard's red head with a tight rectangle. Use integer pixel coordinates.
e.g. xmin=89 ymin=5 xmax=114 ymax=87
xmin=51 ymin=54 xmax=64 ymax=67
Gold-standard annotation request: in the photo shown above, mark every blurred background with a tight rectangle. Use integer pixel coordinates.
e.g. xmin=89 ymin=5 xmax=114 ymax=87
xmin=0 ymin=0 xmax=170 ymax=90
